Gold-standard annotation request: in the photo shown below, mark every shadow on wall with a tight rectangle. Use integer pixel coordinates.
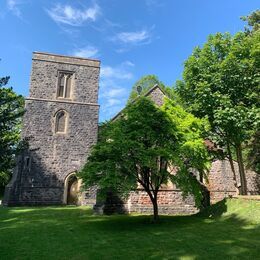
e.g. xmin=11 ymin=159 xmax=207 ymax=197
xmin=3 ymin=140 xmax=64 ymax=206
xmin=94 ymin=189 xmax=128 ymax=215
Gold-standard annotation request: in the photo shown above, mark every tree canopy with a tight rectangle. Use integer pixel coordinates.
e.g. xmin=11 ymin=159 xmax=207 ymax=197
xmin=176 ymin=16 xmax=260 ymax=194
xmin=241 ymin=9 xmax=260 ymax=32
xmin=0 ymin=76 xmax=24 ymax=191
xmin=79 ymin=97 xmax=210 ymax=221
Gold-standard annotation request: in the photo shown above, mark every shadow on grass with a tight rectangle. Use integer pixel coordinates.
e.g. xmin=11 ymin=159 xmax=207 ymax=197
xmin=0 ymin=199 xmax=259 ymax=259
xmin=197 ymin=198 xmax=228 ymax=218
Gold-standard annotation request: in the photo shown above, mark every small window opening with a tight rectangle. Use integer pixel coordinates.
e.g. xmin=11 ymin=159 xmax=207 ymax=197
xmin=24 ymin=156 xmax=31 ymax=171
xmin=55 ymin=110 xmax=67 ymax=133
xmin=26 ymin=157 xmax=30 ymax=167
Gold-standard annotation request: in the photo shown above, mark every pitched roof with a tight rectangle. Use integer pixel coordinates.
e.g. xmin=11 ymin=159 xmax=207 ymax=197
xmin=111 ymin=84 xmax=166 ymax=121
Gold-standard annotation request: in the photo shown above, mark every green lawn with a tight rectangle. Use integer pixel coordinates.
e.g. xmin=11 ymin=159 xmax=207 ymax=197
xmin=0 ymin=199 xmax=259 ymax=260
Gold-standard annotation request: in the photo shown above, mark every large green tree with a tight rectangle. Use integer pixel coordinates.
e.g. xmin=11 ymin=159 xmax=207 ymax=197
xmin=242 ymin=10 xmax=260 ymax=174
xmin=176 ymin=15 xmax=260 ymax=194
xmin=79 ymin=97 xmax=210 ymax=221
xmin=0 ymin=76 xmax=24 ymax=191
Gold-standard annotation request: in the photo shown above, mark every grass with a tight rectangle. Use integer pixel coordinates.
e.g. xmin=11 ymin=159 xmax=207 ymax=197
xmin=0 ymin=199 xmax=260 ymax=260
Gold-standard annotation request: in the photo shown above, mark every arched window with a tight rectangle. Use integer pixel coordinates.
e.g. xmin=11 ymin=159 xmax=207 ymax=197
xmin=57 ymin=72 xmax=73 ymax=99
xmin=55 ymin=110 xmax=67 ymax=133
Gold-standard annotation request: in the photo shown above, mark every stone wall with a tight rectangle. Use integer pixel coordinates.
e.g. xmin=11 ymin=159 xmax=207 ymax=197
xmin=124 ymin=160 xmax=259 ymax=215
xmin=3 ymin=52 xmax=100 ymax=206
xmin=30 ymin=52 xmax=100 ymax=104
xmin=207 ymin=160 xmax=260 ymax=203
xmin=127 ymin=190 xmax=197 ymax=215
xmin=145 ymin=85 xmax=165 ymax=107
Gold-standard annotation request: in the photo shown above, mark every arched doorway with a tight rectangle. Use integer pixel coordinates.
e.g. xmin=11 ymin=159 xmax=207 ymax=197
xmin=64 ymin=173 xmax=79 ymax=205
xmin=67 ymin=175 xmax=78 ymax=205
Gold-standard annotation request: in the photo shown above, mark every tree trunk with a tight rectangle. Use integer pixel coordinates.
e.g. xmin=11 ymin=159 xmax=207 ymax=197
xmin=151 ymin=198 xmax=159 ymax=222
xmin=143 ymin=186 xmax=159 ymax=222
xmin=235 ymin=143 xmax=247 ymax=195
xmin=226 ymin=141 xmax=239 ymax=195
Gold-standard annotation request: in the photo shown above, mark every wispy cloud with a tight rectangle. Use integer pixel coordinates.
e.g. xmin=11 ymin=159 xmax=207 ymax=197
xmin=71 ymin=45 xmax=99 ymax=58
xmin=116 ymin=29 xmax=152 ymax=44
xmin=101 ymin=65 xmax=133 ymax=80
xmin=145 ymin=0 xmax=164 ymax=10
xmin=112 ymin=27 xmax=155 ymax=52
xmin=99 ymin=62 xmax=135 ymax=121
xmin=145 ymin=0 xmax=162 ymax=7
xmin=7 ymin=0 xmax=22 ymax=18
xmin=122 ymin=61 xmax=135 ymax=67
xmin=46 ymin=3 xmax=100 ymax=26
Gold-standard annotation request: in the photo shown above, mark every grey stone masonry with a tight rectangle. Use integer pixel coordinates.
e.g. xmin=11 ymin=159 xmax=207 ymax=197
xmin=144 ymin=85 xmax=165 ymax=107
xmin=207 ymin=160 xmax=260 ymax=203
xmin=29 ymin=52 xmax=100 ymax=104
xmin=3 ymin=52 xmax=100 ymax=206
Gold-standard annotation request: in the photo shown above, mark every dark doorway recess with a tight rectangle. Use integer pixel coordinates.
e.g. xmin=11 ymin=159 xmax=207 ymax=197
xmin=67 ymin=175 xmax=78 ymax=205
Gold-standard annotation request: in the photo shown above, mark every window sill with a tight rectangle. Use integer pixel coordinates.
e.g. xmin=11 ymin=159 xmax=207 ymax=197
xmin=56 ymin=97 xmax=72 ymax=101
xmin=55 ymin=131 xmax=67 ymax=135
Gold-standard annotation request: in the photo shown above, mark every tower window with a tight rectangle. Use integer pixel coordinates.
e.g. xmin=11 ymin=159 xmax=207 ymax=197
xmin=55 ymin=110 xmax=67 ymax=133
xmin=57 ymin=72 xmax=73 ymax=99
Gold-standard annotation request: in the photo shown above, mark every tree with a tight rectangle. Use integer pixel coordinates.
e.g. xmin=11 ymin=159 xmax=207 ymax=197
xmin=241 ymin=9 xmax=260 ymax=33
xmin=246 ymin=130 xmax=260 ymax=174
xmin=0 ymin=76 xmax=24 ymax=192
xmin=79 ymin=97 xmax=210 ymax=221
xmin=127 ymin=75 xmax=175 ymax=103
xmin=242 ymin=10 xmax=260 ymax=175
xmin=162 ymin=99 xmax=211 ymax=201
xmin=176 ymin=23 xmax=260 ymax=194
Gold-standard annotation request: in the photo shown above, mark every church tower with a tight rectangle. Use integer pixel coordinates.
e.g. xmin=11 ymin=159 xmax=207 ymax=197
xmin=4 ymin=52 xmax=100 ymax=205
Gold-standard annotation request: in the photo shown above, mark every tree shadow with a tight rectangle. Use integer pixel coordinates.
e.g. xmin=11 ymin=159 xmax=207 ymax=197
xmin=197 ymin=198 xmax=228 ymax=218
xmin=94 ymin=189 xmax=128 ymax=215
xmin=0 ymin=200 xmax=259 ymax=259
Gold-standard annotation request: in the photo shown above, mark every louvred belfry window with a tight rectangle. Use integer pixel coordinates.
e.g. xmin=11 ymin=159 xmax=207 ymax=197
xmin=57 ymin=72 xmax=73 ymax=99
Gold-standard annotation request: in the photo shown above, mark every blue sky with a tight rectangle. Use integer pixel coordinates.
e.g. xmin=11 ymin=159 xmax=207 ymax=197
xmin=0 ymin=0 xmax=258 ymax=122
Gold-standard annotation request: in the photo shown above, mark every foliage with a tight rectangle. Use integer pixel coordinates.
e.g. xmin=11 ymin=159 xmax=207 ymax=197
xmin=0 ymin=199 xmax=260 ymax=259
xmin=162 ymin=99 xmax=211 ymax=206
xmin=241 ymin=9 xmax=260 ymax=32
xmin=176 ymin=27 xmax=260 ymax=194
xmin=80 ymin=97 xmax=210 ymax=221
xmin=127 ymin=74 xmax=175 ymax=103
xmin=241 ymin=10 xmax=260 ymax=174
xmin=0 ymin=76 xmax=24 ymax=190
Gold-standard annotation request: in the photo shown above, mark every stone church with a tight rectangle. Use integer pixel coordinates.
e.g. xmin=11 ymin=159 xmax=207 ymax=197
xmin=3 ymin=52 xmax=259 ymax=214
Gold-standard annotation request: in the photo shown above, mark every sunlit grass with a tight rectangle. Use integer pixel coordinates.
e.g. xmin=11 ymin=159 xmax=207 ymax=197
xmin=0 ymin=199 xmax=259 ymax=259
